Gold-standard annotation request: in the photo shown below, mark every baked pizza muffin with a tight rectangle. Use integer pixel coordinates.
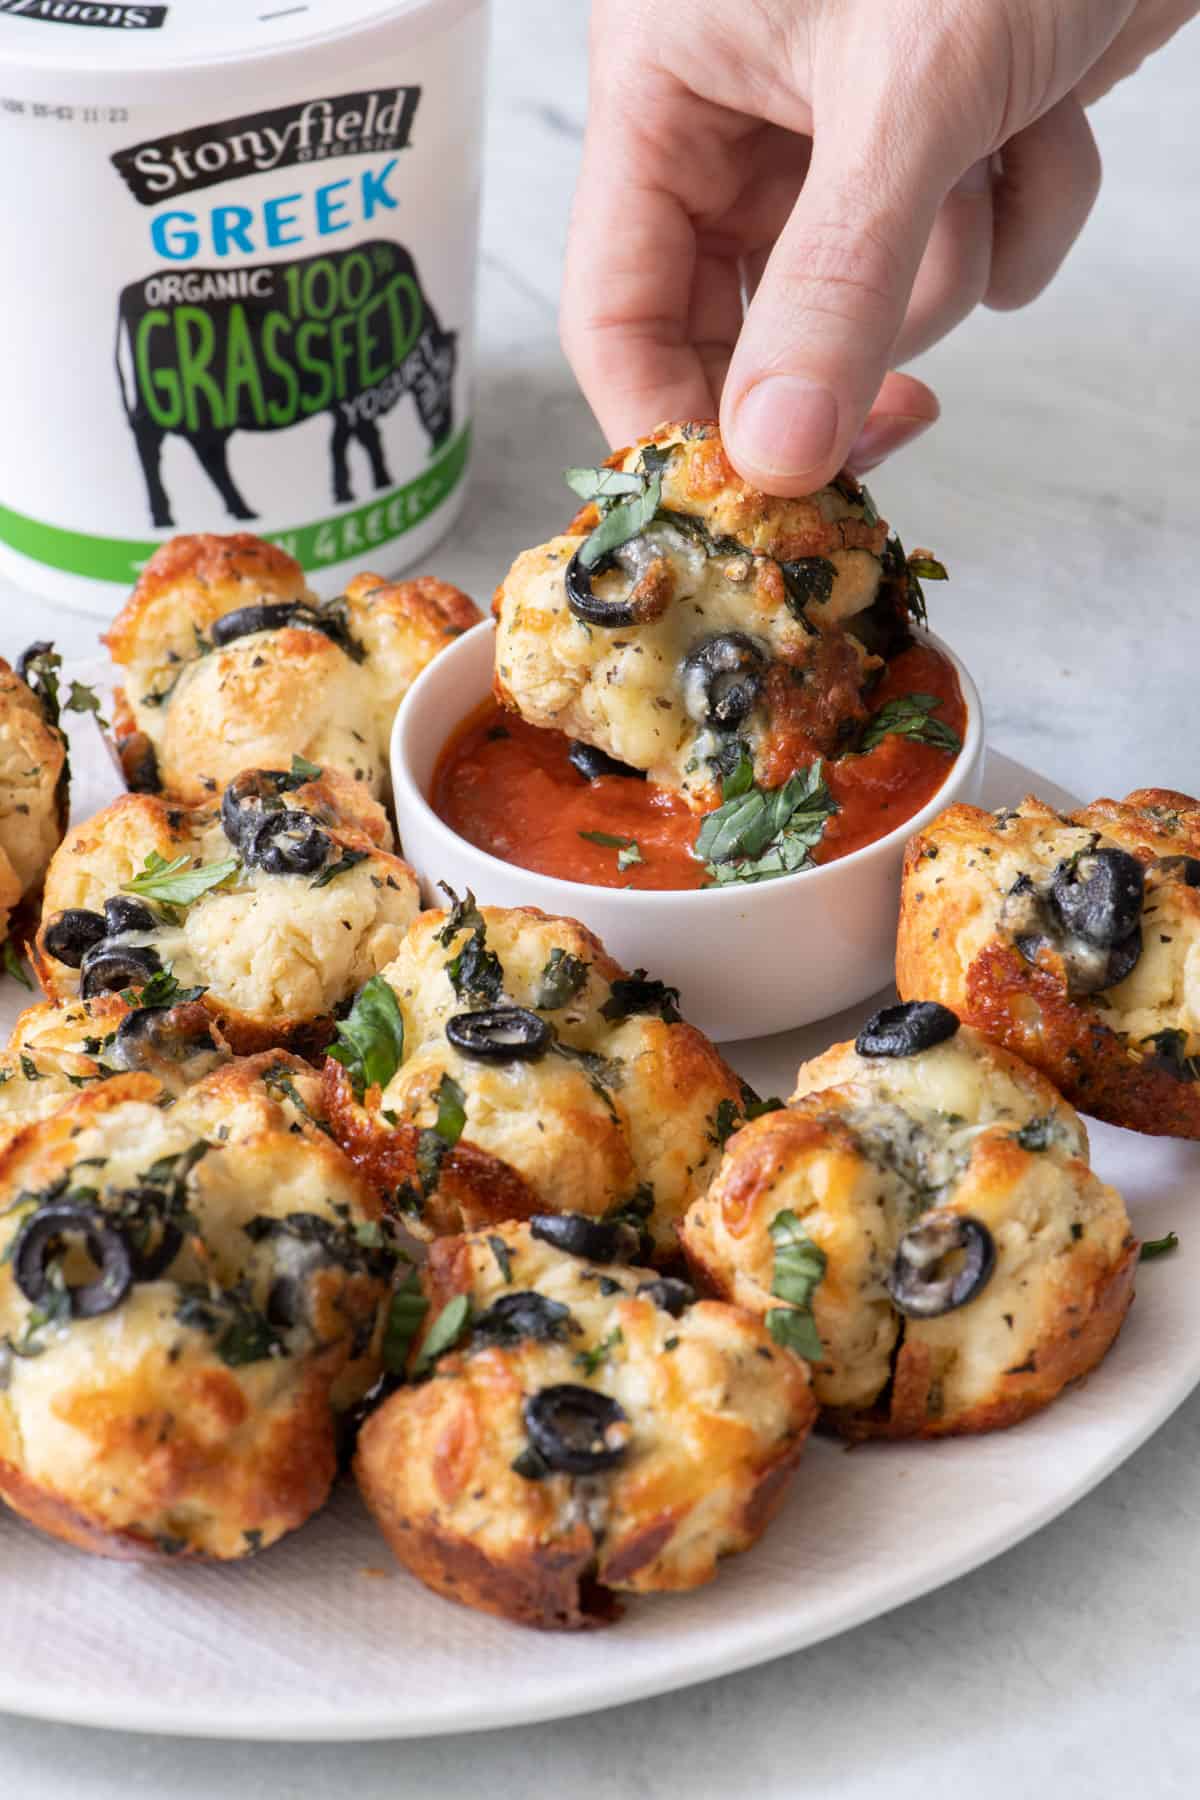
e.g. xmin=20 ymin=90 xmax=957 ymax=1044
xmin=0 ymin=992 xmax=229 ymax=1155
xmin=35 ymin=764 xmax=419 ymax=1055
xmin=897 ymin=789 xmax=1200 ymax=1135
xmin=104 ymin=532 xmax=479 ymax=800
xmin=681 ymin=1002 xmax=1136 ymax=1438
xmin=0 ymin=647 xmax=70 ymax=951
xmin=0 ymin=1054 xmax=392 ymax=1560
xmin=492 ymin=419 xmax=939 ymax=808
xmin=322 ymin=895 xmax=749 ymax=1257
xmin=354 ymin=1217 xmax=815 ymax=1627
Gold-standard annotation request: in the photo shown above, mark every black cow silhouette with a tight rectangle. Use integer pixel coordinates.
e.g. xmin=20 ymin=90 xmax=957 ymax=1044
xmin=115 ymin=240 xmax=456 ymax=528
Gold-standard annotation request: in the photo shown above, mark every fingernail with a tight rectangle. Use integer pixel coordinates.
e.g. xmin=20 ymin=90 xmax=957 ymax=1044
xmin=730 ymin=376 xmax=838 ymax=482
xmin=953 ymin=157 xmax=992 ymax=197
xmin=846 ymin=412 xmax=935 ymax=475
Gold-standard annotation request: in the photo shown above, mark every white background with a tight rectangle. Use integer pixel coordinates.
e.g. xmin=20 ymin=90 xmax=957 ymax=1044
xmin=0 ymin=0 xmax=1198 ymax=1791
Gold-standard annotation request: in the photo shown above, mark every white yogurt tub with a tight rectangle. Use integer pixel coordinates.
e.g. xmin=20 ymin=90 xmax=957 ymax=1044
xmin=0 ymin=0 xmax=488 ymax=614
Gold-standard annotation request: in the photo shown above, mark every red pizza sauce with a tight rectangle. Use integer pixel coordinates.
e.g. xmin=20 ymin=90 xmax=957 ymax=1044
xmin=431 ymin=642 xmax=966 ymax=892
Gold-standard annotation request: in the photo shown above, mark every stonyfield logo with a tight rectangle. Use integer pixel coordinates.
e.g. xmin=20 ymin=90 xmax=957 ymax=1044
xmin=0 ymin=0 xmax=164 ymax=23
xmin=111 ymin=89 xmax=421 ymax=205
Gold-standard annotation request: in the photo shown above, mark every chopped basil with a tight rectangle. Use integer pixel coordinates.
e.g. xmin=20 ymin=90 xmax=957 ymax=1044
xmin=780 ymin=556 xmax=836 ymax=622
xmin=412 ymin=1293 xmax=472 ymax=1375
xmin=697 ymin=760 xmax=837 ymax=885
xmin=766 ymin=1209 xmax=826 ymax=1362
xmin=708 ymin=1099 xmax=741 ymax=1148
xmin=64 ymin=680 xmax=109 ymax=731
xmin=290 ymin=753 xmax=323 ymax=780
xmin=310 ymin=848 xmax=369 ymax=888
xmin=122 ymin=849 xmax=240 ymax=908
xmin=565 ymin=464 xmax=664 ymax=570
xmin=261 ymin=1062 xmax=334 ymax=1136
xmin=174 ymin=1282 xmax=281 ymax=1367
xmin=433 ymin=1072 xmax=467 ymax=1145
xmin=578 ymin=828 xmax=645 ymax=872
xmin=327 ymin=976 xmax=405 ymax=1097
xmin=19 ymin=1053 xmax=41 ymax=1083
xmin=574 ymin=1325 xmax=623 ymax=1376
xmin=858 ymin=693 xmax=961 ymax=756
xmin=122 ymin=966 xmax=206 ymax=1011
xmin=601 ymin=969 xmax=681 ymax=1024
xmin=907 ymin=553 xmax=948 ymax=582
xmin=2 ymin=940 xmax=32 ymax=991
xmin=445 ymin=925 xmax=503 ymax=1003
xmin=1140 ymin=1232 xmax=1179 ymax=1261
xmin=381 ymin=1270 xmax=429 ymax=1372
xmin=534 ymin=948 xmax=589 ymax=1010
xmin=603 ymin=1184 xmax=654 ymax=1232
xmin=550 ymin=1041 xmax=623 ymax=1118
xmin=435 ymin=884 xmax=485 ymax=946
xmin=1142 ymin=1028 xmax=1200 ymax=1081
xmin=1015 ymin=1116 xmax=1052 ymax=1152
xmin=487 ymin=1234 xmax=513 ymax=1283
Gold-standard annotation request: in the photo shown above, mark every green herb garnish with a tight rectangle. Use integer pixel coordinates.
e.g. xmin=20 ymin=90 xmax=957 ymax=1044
xmin=859 ymin=693 xmax=961 ymax=756
xmin=412 ymin=1293 xmax=472 ymax=1375
xmin=1015 ymin=1116 xmax=1053 ymax=1153
xmin=578 ymin=829 xmax=645 ymax=872
xmin=534 ymin=949 xmax=589 ymax=1010
xmin=765 ymin=1209 xmax=826 ymax=1361
xmin=327 ymin=976 xmax=405 ymax=1097
xmin=174 ymin=1282 xmax=281 ymax=1367
xmin=487 ymin=1234 xmax=513 ymax=1283
xmin=310 ymin=848 xmax=369 ymax=888
xmin=565 ymin=464 xmax=664 ymax=569
xmin=601 ymin=969 xmax=681 ymax=1024
xmin=381 ymin=1270 xmax=429 ymax=1372
xmin=697 ymin=760 xmax=837 ymax=885
xmin=2 ymin=940 xmax=32 ymax=990
xmin=574 ymin=1325 xmax=623 ymax=1376
xmin=122 ymin=850 xmax=240 ymax=909
xmin=1140 ymin=1232 xmax=1180 ymax=1261
xmin=445 ymin=925 xmax=503 ymax=1003
xmin=290 ymin=753 xmax=323 ymax=780
xmin=122 ymin=966 xmax=206 ymax=1012
xmin=64 ymin=680 xmax=109 ymax=731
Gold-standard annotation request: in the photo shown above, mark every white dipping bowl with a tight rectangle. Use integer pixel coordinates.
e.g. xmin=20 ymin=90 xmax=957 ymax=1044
xmin=391 ymin=620 xmax=984 ymax=1042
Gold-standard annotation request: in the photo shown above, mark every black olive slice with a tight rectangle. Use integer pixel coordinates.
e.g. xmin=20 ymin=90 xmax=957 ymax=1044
xmin=1154 ymin=855 xmax=1200 ymax=888
xmin=522 ymin=1383 xmax=630 ymax=1476
xmin=103 ymin=896 xmax=158 ymax=937
xmin=209 ymin=602 xmax=303 ymax=647
xmin=42 ymin=908 xmax=107 ymax=968
xmin=530 ymin=1213 xmax=640 ymax=1264
xmin=681 ymin=633 xmax=767 ymax=730
xmin=221 ymin=769 xmax=287 ymax=847
xmin=634 ymin=1276 xmax=695 ymax=1317
xmin=1101 ymin=928 xmax=1143 ymax=990
xmin=471 ymin=1291 xmax=575 ymax=1348
xmin=445 ymin=1006 xmax=551 ymax=1062
xmin=1050 ymin=848 xmax=1145 ymax=948
xmin=566 ymin=740 xmax=646 ymax=782
xmin=887 ymin=1213 xmax=996 ymax=1318
xmin=855 ymin=1000 xmax=960 ymax=1059
xmin=112 ymin=1187 xmax=184 ymax=1281
xmin=564 ymin=549 xmax=640 ymax=628
xmin=242 ymin=808 xmax=330 ymax=876
xmin=79 ymin=943 xmax=163 ymax=999
xmin=12 ymin=1201 xmax=134 ymax=1320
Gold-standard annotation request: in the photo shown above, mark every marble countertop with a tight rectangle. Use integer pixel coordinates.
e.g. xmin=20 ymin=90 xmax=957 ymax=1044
xmin=1 ymin=1 xmax=1198 ymax=1792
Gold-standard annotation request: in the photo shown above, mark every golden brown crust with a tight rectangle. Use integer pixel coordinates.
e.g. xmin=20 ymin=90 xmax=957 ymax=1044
xmin=492 ymin=420 xmax=916 ymax=809
xmin=355 ymin=1221 xmax=815 ymax=1629
xmin=896 ymin=791 xmax=1200 ymax=1136
xmin=35 ymin=781 xmax=418 ymax=1054
xmin=681 ymin=1023 xmax=1135 ymax=1438
xmin=322 ymin=902 xmax=744 ymax=1256
xmin=0 ymin=656 xmax=69 ymax=941
xmin=0 ymin=1055 xmax=385 ymax=1559
xmin=103 ymin=531 xmax=478 ymax=803
xmin=104 ymin=533 xmax=309 ymax=665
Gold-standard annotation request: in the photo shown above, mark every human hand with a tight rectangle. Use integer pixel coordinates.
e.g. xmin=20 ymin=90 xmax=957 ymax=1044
xmin=561 ymin=0 xmax=1198 ymax=493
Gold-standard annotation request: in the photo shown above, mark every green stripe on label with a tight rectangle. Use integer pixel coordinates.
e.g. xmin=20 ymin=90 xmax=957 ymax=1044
xmin=0 ymin=425 xmax=470 ymax=586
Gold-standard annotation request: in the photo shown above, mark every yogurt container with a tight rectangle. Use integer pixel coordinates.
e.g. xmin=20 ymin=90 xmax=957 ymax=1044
xmin=0 ymin=0 xmax=488 ymax=614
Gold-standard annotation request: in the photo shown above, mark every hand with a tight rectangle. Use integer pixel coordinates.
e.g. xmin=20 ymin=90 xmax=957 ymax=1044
xmin=561 ymin=0 xmax=1198 ymax=493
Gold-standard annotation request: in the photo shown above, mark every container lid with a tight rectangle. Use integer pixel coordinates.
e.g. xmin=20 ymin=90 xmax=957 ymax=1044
xmin=0 ymin=0 xmax=483 ymax=101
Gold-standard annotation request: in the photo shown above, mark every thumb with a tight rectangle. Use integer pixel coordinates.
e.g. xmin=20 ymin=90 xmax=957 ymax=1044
xmin=721 ymin=112 xmax=959 ymax=495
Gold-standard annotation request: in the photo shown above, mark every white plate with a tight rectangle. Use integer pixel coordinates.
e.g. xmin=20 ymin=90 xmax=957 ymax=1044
xmin=0 ymin=734 xmax=1196 ymax=1741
